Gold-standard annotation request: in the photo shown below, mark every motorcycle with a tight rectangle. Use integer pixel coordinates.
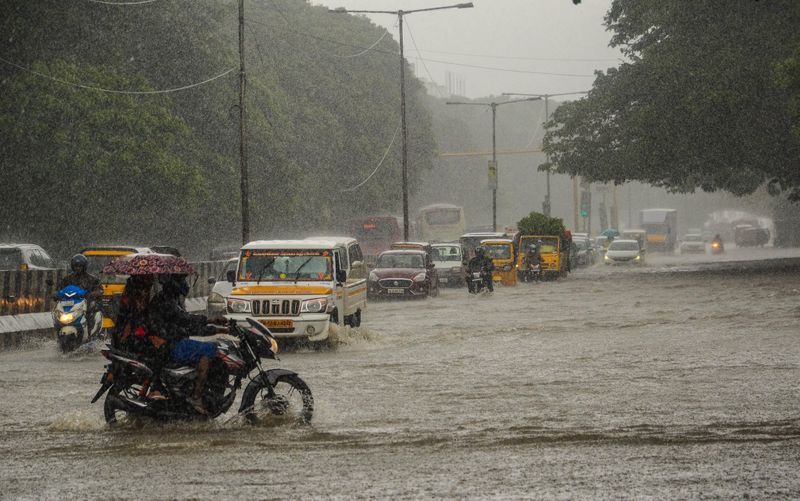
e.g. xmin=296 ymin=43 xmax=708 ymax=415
xmin=711 ymin=239 xmax=725 ymax=255
xmin=519 ymin=261 xmax=541 ymax=283
xmin=467 ymin=268 xmax=493 ymax=294
xmin=52 ymin=285 xmax=102 ymax=353
xmin=92 ymin=318 xmax=313 ymax=425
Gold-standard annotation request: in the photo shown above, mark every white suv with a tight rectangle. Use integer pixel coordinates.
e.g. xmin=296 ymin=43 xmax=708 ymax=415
xmin=0 ymin=244 xmax=57 ymax=271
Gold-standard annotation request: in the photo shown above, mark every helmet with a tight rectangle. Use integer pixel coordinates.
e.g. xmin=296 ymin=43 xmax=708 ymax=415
xmin=536 ymin=239 xmax=543 ymax=245
xmin=70 ymin=254 xmax=88 ymax=273
xmin=159 ymin=274 xmax=190 ymax=298
xmin=474 ymin=246 xmax=485 ymax=257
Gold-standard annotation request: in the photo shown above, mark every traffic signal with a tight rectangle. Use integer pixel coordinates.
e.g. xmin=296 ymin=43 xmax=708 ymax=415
xmin=580 ymin=190 xmax=591 ymax=218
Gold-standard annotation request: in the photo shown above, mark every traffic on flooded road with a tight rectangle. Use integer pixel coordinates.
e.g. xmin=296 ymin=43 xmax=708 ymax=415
xmin=2 ymin=247 xmax=799 ymax=498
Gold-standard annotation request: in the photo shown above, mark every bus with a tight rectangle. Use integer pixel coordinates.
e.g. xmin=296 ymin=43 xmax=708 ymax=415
xmin=349 ymin=216 xmax=402 ymax=262
xmin=416 ymin=204 xmax=466 ymax=243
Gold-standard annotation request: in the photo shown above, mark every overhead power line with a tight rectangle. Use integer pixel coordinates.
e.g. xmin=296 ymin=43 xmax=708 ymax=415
xmin=341 ymin=123 xmax=401 ymax=192
xmin=404 ymin=19 xmax=446 ymax=98
xmin=86 ymin=0 xmax=159 ymax=4
xmin=412 ymin=48 xmax=620 ymax=63
xmin=0 ymin=56 xmax=235 ymax=94
xmin=334 ymin=30 xmax=391 ymax=58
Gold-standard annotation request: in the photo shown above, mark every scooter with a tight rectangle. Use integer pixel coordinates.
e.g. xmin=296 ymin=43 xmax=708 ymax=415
xmin=710 ymin=239 xmax=724 ymax=255
xmin=52 ymin=285 xmax=102 ymax=353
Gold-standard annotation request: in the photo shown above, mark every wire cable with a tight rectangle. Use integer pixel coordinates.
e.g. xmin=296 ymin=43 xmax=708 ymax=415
xmin=404 ymin=18 xmax=446 ymax=99
xmin=0 ymin=56 xmax=235 ymax=94
xmin=340 ymin=123 xmax=401 ymax=192
xmin=334 ymin=30 xmax=390 ymax=58
xmin=411 ymin=48 xmax=620 ymax=63
xmin=86 ymin=0 xmax=159 ymax=4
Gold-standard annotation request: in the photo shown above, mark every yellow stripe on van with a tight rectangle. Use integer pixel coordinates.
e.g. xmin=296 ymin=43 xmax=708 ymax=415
xmin=232 ymin=285 xmax=333 ymax=296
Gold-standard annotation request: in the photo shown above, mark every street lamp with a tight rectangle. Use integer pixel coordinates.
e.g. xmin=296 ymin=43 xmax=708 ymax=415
xmin=330 ymin=3 xmax=474 ymax=240
xmin=502 ymin=91 xmax=589 ymax=220
xmin=446 ymin=97 xmax=541 ymax=231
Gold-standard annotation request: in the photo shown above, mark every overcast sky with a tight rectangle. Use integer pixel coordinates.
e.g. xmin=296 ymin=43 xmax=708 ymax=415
xmin=312 ymin=0 xmax=622 ymax=99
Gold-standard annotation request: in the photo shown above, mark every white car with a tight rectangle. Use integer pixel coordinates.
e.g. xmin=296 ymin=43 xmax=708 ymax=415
xmin=604 ymin=239 xmax=644 ymax=265
xmin=431 ymin=243 xmax=464 ymax=287
xmin=206 ymin=258 xmax=238 ymax=317
xmin=679 ymin=234 xmax=706 ymax=254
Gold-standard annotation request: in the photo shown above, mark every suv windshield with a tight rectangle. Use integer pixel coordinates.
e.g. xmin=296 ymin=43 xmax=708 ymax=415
xmin=377 ymin=254 xmax=424 ymax=269
xmin=425 ymin=208 xmax=461 ymax=225
xmin=432 ymin=246 xmax=461 ymax=261
xmin=610 ymin=241 xmax=640 ymax=251
xmin=239 ymin=250 xmax=332 ymax=281
xmin=0 ymin=249 xmax=22 ymax=270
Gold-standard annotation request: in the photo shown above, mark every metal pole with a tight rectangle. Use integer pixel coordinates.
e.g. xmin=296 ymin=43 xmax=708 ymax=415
xmin=573 ymin=176 xmax=579 ymax=231
xmin=543 ymin=95 xmax=551 ymax=217
xmin=491 ymin=103 xmax=497 ymax=232
xmin=238 ymin=0 xmax=249 ymax=245
xmin=398 ymin=12 xmax=410 ymax=241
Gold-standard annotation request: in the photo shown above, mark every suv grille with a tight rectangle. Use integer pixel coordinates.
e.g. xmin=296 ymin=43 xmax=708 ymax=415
xmin=379 ymin=279 xmax=413 ymax=288
xmin=251 ymin=299 xmax=301 ymax=316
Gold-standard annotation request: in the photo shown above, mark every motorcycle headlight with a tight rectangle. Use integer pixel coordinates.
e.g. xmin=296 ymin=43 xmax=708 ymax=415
xmin=227 ymin=298 xmax=251 ymax=313
xmin=413 ymin=272 xmax=427 ymax=282
xmin=301 ymin=298 xmax=328 ymax=313
xmin=634 ymin=255 xmax=641 ymax=261
xmin=208 ymin=292 xmax=225 ymax=304
xmin=604 ymin=254 xmax=610 ymax=261
xmin=369 ymin=271 xmax=378 ymax=282
xmin=58 ymin=312 xmax=75 ymax=325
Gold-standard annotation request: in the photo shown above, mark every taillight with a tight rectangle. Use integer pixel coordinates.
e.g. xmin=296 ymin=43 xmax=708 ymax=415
xmin=20 ymin=263 xmax=28 ymax=271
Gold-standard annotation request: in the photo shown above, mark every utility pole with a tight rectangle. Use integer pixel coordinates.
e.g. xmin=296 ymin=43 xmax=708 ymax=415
xmin=447 ymin=97 xmax=541 ymax=231
xmin=330 ymin=3 xmax=474 ymax=240
xmin=502 ymin=91 xmax=589 ymax=219
xmin=238 ymin=0 xmax=249 ymax=245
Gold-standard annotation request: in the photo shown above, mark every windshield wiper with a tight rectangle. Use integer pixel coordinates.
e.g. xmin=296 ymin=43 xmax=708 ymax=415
xmin=255 ymin=258 xmax=276 ymax=285
xmin=293 ymin=257 xmax=315 ymax=284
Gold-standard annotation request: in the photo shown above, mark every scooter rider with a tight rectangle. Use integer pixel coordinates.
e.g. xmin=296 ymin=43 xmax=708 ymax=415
xmin=525 ymin=242 xmax=542 ymax=279
xmin=58 ymin=254 xmax=103 ymax=335
xmin=466 ymin=246 xmax=495 ymax=293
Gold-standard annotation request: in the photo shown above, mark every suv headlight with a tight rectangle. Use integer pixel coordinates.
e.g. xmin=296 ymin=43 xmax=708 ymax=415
xmin=369 ymin=271 xmax=378 ymax=281
xmin=301 ymin=297 xmax=328 ymax=313
xmin=413 ymin=272 xmax=427 ymax=282
xmin=208 ymin=292 xmax=225 ymax=304
xmin=227 ymin=298 xmax=251 ymax=313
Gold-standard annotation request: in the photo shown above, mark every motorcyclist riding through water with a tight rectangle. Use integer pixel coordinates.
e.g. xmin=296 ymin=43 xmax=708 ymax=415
xmin=466 ymin=246 xmax=494 ymax=293
xmin=58 ymin=254 xmax=103 ymax=337
xmin=711 ymin=233 xmax=724 ymax=254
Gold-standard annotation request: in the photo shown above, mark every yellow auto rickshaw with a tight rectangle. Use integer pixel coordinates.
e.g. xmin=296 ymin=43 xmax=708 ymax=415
xmin=481 ymin=239 xmax=516 ymax=286
xmin=81 ymin=246 xmax=152 ymax=329
xmin=516 ymin=235 xmax=564 ymax=280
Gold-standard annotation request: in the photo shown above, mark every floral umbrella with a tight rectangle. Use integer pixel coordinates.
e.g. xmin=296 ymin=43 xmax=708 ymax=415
xmin=101 ymin=253 xmax=195 ymax=275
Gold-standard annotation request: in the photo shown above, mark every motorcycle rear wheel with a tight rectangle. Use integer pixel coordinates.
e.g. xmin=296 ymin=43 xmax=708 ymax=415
xmin=243 ymin=374 xmax=313 ymax=425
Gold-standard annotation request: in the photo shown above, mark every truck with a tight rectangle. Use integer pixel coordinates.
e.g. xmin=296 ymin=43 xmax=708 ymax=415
xmin=224 ymin=239 xmax=367 ymax=343
xmin=640 ymin=209 xmax=678 ymax=252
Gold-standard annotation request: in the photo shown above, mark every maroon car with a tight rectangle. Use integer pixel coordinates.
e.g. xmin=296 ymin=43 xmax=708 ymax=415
xmin=367 ymin=249 xmax=439 ymax=299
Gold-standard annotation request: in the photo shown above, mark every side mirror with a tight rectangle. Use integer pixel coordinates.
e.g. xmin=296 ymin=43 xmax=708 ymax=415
xmin=336 ymin=269 xmax=347 ymax=283
xmin=226 ymin=270 xmax=236 ymax=284
xmin=207 ymin=277 xmax=216 ymax=285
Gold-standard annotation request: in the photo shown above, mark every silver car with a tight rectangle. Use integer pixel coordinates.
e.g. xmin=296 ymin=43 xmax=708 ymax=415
xmin=604 ymin=239 xmax=644 ymax=265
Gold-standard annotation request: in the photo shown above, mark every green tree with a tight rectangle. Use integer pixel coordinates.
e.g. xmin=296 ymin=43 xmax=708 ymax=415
xmin=543 ymin=0 xmax=800 ymax=200
xmin=517 ymin=212 xmax=566 ymax=239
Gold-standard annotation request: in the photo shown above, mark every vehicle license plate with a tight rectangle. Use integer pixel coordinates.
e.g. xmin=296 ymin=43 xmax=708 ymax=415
xmin=261 ymin=319 xmax=294 ymax=329
xmin=387 ymin=288 xmax=405 ymax=294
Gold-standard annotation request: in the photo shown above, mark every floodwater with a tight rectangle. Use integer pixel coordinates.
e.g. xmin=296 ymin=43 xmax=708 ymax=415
xmin=1 ymin=247 xmax=800 ymax=499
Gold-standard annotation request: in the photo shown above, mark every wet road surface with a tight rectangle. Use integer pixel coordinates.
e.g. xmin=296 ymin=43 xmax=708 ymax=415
xmin=1 ymin=248 xmax=800 ymax=499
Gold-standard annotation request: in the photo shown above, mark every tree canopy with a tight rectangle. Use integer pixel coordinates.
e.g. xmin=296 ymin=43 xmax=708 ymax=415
xmin=542 ymin=0 xmax=800 ymax=201
xmin=0 ymin=0 xmax=436 ymax=257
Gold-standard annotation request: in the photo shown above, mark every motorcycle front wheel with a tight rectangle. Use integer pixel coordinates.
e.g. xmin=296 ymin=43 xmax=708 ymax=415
xmin=243 ymin=374 xmax=314 ymax=425
xmin=104 ymin=388 xmax=141 ymax=426
xmin=58 ymin=335 xmax=77 ymax=353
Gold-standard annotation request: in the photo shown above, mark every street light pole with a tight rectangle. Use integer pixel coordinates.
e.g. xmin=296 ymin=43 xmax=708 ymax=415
xmin=447 ymin=97 xmax=541 ymax=231
xmin=330 ymin=3 xmax=473 ymax=240
xmin=502 ymin=91 xmax=589 ymax=219
xmin=238 ymin=0 xmax=249 ymax=245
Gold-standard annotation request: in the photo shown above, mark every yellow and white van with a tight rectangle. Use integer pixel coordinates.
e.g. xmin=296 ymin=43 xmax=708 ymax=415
xmin=225 ymin=239 xmax=367 ymax=342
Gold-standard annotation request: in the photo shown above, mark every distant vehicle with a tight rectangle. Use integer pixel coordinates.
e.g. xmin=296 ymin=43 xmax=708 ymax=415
xmin=620 ymin=229 xmax=647 ymax=251
xmin=0 ymin=243 xmax=57 ymax=271
xmin=516 ymin=235 xmax=567 ymax=280
xmin=734 ymin=225 xmax=770 ymax=247
xmin=571 ymin=236 xmax=596 ymax=266
xmin=431 ymin=243 xmax=464 ymax=287
xmin=481 ymin=238 xmax=517 ymax=286
xmin=368 ymin=249 xmax=439 ymax=299
xmin=349 ymin=216 xmax=402 ymax=262
xmin=206 ymin=258 xmax=238 ymax=317
xmin=390 ymin=241 xmax=436 ymax=263
xmin=679 ymin=234 xmax=706 ymax=254
xmin=150 ymin=246 xmax=181 ymax=256
xmin=52 ymin=285 xmax=102 ymax=353
xmin=417 ymin=204 xmax=466 ymax=243
xmin=640 ymin=209 xmax=678 ymax=251
xmin=604 ymin=239 xmax=645 ymax=265
xmin=459 ymin=232 xmax=508 ymax=260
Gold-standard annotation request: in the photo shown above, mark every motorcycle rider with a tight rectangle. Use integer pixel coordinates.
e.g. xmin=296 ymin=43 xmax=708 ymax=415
xmin=525 ymin=242 xmax=542 ymax=280
xmin=148 ymin=274 xmax=219 ymax=415
xmin=466 ymin=246 xmax=495 ymax=293
xmin=711 ymin=233 xmax=724 ymax=253
xmin=58 ymin=254 xmax=103 ymax=336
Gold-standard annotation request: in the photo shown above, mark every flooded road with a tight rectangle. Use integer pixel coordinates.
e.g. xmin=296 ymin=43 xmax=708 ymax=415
xmin=2 ymin=248 xmax=800 ymax=498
